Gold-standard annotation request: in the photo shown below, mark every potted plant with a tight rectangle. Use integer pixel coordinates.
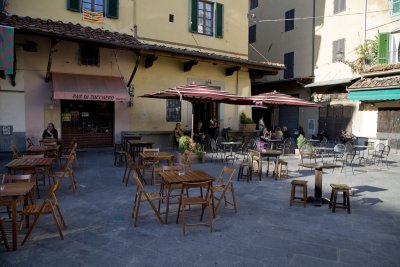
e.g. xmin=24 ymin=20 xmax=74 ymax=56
xmin=239 ymin=112 xmax=256 ymax=131
xmin=178 ymin=136 xmax=206 ymax=163
xmin=295 ymin=134 xmax=308 ymax=158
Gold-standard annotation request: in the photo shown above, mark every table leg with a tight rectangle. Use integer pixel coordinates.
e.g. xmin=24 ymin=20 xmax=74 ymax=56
xmin=11 ymin=198 xmax=17 ymax=251
xmin=165 ymin=183 xmax=171 ymax=224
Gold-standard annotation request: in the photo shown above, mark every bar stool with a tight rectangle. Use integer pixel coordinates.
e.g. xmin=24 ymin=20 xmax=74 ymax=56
xmin=237 ymin=162 xmax=252 ymax=182
xmin=289 ymin=180 xmax=308 ymax=208
xmin=114 ymin=144 xmax=126 ymax=166
xmin=273 ymin=159 xmax=288 ymax=179
xmin=329 ymin=184 xmax=351 ymax=213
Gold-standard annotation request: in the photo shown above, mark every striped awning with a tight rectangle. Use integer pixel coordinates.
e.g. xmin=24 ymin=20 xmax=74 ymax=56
xmin=251 ymin=90 xmax=320 ymax=107
xmin=140 ymin=83 xmax=253 ymax=105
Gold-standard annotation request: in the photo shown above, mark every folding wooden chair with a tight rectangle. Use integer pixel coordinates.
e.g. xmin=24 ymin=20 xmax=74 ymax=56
xmin=211 ymin=166 xmax=237 ymax=215
xmin=10 ymin=144 xmax=21 ymax=159
xmin=122 ymin=152 xmax=144 ymax=186
xmin=26 ymin=138 xmax=35 ymax=148
xmin=176 ymin=180 xmax=213 ymax=235
xmin=60 ymin=142 xmax=79 ymax=170
xmin=132 ymin=172 xmax=164 ymax=227
xmin=20 ymin=178 xmax=66 ymax=245
xmin=49 ymin=154 xmax=77 ymax=192
xmin=142 ymin=148 xmax=160 ymax=185
xmin=0 ymin=219 xmax=10 ymax=251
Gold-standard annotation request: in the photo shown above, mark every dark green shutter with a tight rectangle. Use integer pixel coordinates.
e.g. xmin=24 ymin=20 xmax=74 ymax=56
xmin=189 ymin=0 xmax=198 ymax=32
xmin=393 ymin=0 xmax=400 ymax=15
xmin=67 ymin=0 xmax=80 ymax=12
xmin=215 ymin=3 xmax=224 ymax=38
xmin=106 ymin=0 xmax=119 ymax=19
xmin=378 ymin=32 xmax=389 ymax=64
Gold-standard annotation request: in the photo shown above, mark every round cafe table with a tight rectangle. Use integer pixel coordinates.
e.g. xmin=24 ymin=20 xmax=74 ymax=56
xmin=221 ymin=141 xmax=242 ymax=162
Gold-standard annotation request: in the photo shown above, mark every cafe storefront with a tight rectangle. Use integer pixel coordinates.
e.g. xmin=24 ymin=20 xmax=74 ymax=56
xmin=52 ymin=72 xmax=130 ymax=148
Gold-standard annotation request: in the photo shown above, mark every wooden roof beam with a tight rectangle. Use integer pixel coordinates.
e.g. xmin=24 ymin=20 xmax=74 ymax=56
xmin=225 ymin=66 xmax=241 ymax=76
xmin=144 ymin=54 xmax=158 ymax=68
xmin=183 ymin=60 xmax=198 ymax=72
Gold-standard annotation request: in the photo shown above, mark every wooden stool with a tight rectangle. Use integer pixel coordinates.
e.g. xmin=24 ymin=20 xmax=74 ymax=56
xmin=274 ymin=159 xmax=288 ymax=180
xmin=114 ymin=144 xmax=126 ymax=166
xmin=329 ymin=184 xmax=351 ymax=214
xmin=237 ymin=162 xmax=252 ymax=182
xmin=289 ymin=180 xmax=308 ymax=208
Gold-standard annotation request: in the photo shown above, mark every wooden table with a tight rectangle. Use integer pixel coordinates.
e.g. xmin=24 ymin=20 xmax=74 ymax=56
xmin=127 ymin=140 xmax=154 ymax=159
xmin=122 ymin=134 xmax=142 ymax=151
xmin=298 ymin=163 xmax=340 ymax=206
xmin=258 ymin=149 xmax=282 ymax=176
xmin=159 ymin=169 xmax=214 ymax=224
xmin=6 ymin=158 xmax=54 ymax=174
xmin=139 ymin=151 xmax=175 ymax=165
xmin=0 ymin=182 xmax=35 ymax=250
xmin=26 ymin=145 xmax=60 ymax=156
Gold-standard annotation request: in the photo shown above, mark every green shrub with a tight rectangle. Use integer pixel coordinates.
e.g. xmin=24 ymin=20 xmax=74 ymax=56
xmin=296 ymin=134 xmax=308 ymax=149
xmin=240 ymin=112 xmax=254 ymax=124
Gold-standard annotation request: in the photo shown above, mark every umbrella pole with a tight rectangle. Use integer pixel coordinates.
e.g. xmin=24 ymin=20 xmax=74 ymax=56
xmin=191 ymin=111 xmax=194 ymax=139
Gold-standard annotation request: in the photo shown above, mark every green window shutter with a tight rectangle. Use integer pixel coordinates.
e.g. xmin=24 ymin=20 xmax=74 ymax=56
xmin=67 ymin=0 xmax=81 ymax=12
xmin=378 ymin=32 xmax=389 ymax=64
xmin=106 ymin=0 xmax=119 ymax=19
xmin=215 ymin=3 xmax=224 ymax=38
xmin=189 ymin=0 xmax=198 ymax=32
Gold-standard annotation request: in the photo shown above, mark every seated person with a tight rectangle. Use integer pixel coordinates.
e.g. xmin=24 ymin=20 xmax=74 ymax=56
xmin=317 ymin=129 xmax=329 ymax=141
xmin=259 ymin=127 xmax=270 ymax=142
xmin=42 ymin=122 xmax=58 ymax=140
xmin=282 ymin=126 xmax=291 ymax=140
xmin=209 ymin=116 xmax=219 ymax=140
xmin=174 ymin=123 xmax=184 ymax=144
xmin=271 ymin=127 xmax=283 ymax=141
xmin=193 ymin=121 xmax=205 ymax=143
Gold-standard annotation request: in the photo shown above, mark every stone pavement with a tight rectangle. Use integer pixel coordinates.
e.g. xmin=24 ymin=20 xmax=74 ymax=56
xmin=1 ymin=148 xmax=400 ymax=267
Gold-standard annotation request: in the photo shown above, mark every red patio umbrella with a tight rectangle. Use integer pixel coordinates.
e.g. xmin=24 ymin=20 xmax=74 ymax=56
xmin=251 ymin=90 xmax=320 ymax=107
xmin=140 ymin=83 xmax=253 ymax=138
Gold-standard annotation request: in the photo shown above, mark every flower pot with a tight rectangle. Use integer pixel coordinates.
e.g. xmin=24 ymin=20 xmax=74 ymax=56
xmin=239 ymin=124 xmax=256 ymax=131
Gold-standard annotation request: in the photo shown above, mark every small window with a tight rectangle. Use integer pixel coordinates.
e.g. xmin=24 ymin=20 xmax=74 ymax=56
xmin=334 ymin=0 xmax=346 ymax=14
xmin=284 ymin=52 xmax=294 ymax=79
xmin=80 ymin=45 xmax=100 ymax=66
xmin=67 ymin=0 xmax=118 ymax=19
xmin=393 ymin=0 xmax=400 ymax=15
xmin=166 ymin=99 xmax=181 ymax=122
xmin=249 ymin=0 xmax=258 ymax=10
xmin=285 ymin=9 xmax=295 ymax=32
xmin=249 ymin=25 xmax=256 ymax=44
xmin=198 ymin=1 xmax=214 ymax=36
xmin=332 ymin=38 xmax=345 ymax=62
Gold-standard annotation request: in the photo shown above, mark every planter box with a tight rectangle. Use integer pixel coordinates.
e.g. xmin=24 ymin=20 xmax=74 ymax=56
xmin=239 ymin=124 xmax=256 ymax=131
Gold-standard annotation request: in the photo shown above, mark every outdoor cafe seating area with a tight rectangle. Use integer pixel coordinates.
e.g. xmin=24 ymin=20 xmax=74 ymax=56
xmin=0 ymin=135 xmax=400 ymax=266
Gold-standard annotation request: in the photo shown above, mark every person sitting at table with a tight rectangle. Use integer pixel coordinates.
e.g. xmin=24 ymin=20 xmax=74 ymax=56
xmin=282 ymin=126 xmax=291 ymax=140
xmin=209 ymin=116 xmax=219 ymax=140
xmin=174 ymin=123 xmax=185 ymax=144
xmin=42 ymin=123 xmax=58 ymax=140
xmin=271 ymin=126 xmax=283 ymax=141
xmin=193 ymin=121 xmax=205 ymax=143
xmin=259 ymin=127 xmax=271 ymax=149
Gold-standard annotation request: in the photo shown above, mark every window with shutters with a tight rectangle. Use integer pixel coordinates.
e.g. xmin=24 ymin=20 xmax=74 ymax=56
xmin=67 ymin=0 xmax=118 ymax=19
xmin=284 ymin=52 xmax=294 ymax=79
xmin=166 ymin=99 xmax=181 ymax=122
xmin=393 ymin=0 xmax=400 ymax=15
xmin=332 ymin=38 xmax=345 ymax=62
xmin=389 ymin=32 xmax=400 ymax=63
xmin=189 ymin=0 xmax=224 ymax=38
xmin=285 ymin=9 xmax=295 ymax=32
xmin=334 ymin=0 xmax=346 ymax=14
xmin=249 ymin=25 xmax=256 ymax=44
xmin=79 ymin=44 xmax=100 ymax=66
xmin=249 ymin=0 xmax=258 ymax=10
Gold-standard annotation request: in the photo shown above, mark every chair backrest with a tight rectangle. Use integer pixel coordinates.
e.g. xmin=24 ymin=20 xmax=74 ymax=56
xmin=26 ymin=138 xmax=35 ymax=148
xmin=143 ymin=148 xmax=160 ymax=153
xmin=334 ymin=144 xmax=346 ymax=153
xmin=344 ymin=142 xmax=353 ymax=153
xmin=216 ymin=166 xmax=235 ymax=186
xmin=210 ymin=138 xmax=217 ymax=152
xmin=43 ymin=178 xmax=62 ymax=210
xmin=42 ymin=142 xmax=57 ymax=147
xmin=375 ymin=143 xmax=385 ymax=153
xmin=383 ymin=145 xmax=390 ymax=156
xmin=2 ymin=174 xmax=32 ymax=183
xmin=181 ymin=180 xmax=212 ymax=198
xmin=10 ymin=144 xmax=21 ymax=159
xmin=320 ymin=137 xmax=328 ymax=146
xmin=132 ymin=172 xmax=147 ymax=193
xmin=22 ymin=154 xmax=45 ymax=159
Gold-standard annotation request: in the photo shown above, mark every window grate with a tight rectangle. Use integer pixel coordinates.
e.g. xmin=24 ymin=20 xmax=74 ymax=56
xmin=80 ymin=45 xmax=100 ymax=66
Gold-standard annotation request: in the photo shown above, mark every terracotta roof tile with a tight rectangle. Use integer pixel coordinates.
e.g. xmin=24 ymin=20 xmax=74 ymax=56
xmin=348 ymin=75 xmax=400 ymax=89
xmin=362 ymin=63 xmax=400 ymax=74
